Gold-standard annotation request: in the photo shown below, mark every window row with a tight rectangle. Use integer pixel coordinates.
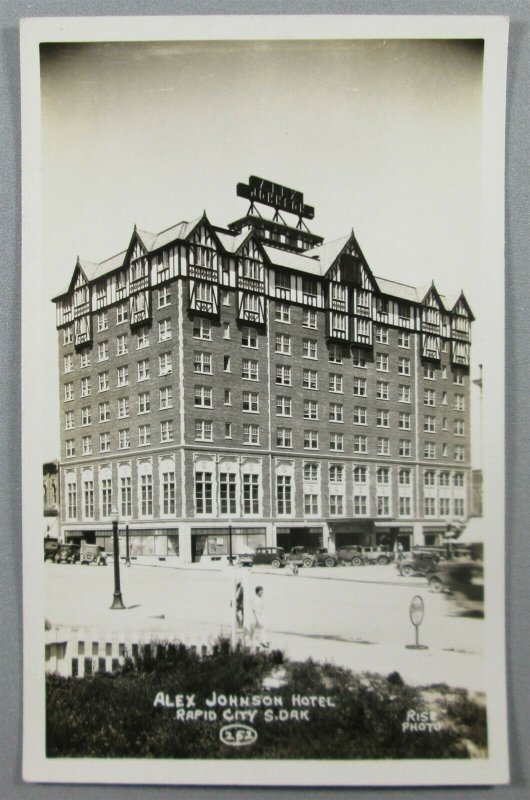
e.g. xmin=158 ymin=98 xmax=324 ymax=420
xmin=65 ymin=422 xmax=174 ymax=456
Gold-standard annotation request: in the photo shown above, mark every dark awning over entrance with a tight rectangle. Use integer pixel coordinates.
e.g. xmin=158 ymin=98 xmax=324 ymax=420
xmin=326 ymin=519 xmax=373 ymax=535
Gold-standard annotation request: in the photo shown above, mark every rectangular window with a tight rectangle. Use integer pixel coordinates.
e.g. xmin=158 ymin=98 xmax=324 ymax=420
xmin=65 ymin=439 xmax=75 ymax=458
xmin=140 ymin=474 xmax=153 ymax=516
xmin=453 ymin=370 xmax=465 ymax=386
xmin=424 ymin=497 xmax=436 ymax=517
xmin=424 ymin=470 xmax=436 ymax=486
xmin=354 ymin=494 xmax=367 ymax=515
xmin=136 ymin=328 xmax=149 ymax=349
xmin=195 ymin=420 xmax=213 ymax=442
xmin=454 ymin=498 xmax=465 ymax=516
xmin=223 ymin=355 xmax=231 ymax=372
xmin=354 ymin=435 xmax=368 ymax=454
xmin=138 ymin=391 xmax=151 ymax=414
xmin=275 ymin=333 xmax=291 ymax=354
xmin=424 ymin=389 xmax=436 ymax=407
xmin=79 ymin=351 xmax=90 ymax=369
xmin=243 ymin=474 xmax=260 ymax=515
xmin=304 ymin=462 xmax=319 ymax=482
xmin=65 ymin=410 xmax=74 ymax=430
xmin=243 ymin=424 xmax=260 ymax=445
xmin=160 ymin=471 xmax=175 ymax=515
xmin=99 ymin=401 xmax=110 ymax=423
xmin=83 ymin=481 xmax=94 ymax=518
xmin=276 ymin=475 xmax=292 ymax=515
xmin=118 ymin=429 xmax=130 ymax=450
xmin=424 ymin=415 xmax=436 ymax=433
xmin=399 ymin=412 xmax=411 ymax=430
xmin=82 ymin=436 xmax=92 ymax=455
xmin=159 ymin=353 xmax=172 ymax=376
xmin=376 ymin=496 xmax=390 ymax=516
xmin=67 ymin=483 xmax=77 ymax=519
xmin=275 ymin=302 xmax=290 ymax=323
xmin=398 ymin=357 xmax=411 ymax=376
xmin=158 ymin=286 xmax=171 ymax=308
xmin=96 ymin=312 xmax=108 ymax=332
xmin=63 ymin=326 xmax=73 ymax=345
xmin=354 ymin=466 xmax=368 ymax=484
xmin=399 ymin=385 xmax=411 ymax=403
xmin=194 ymin=386 xmax=212 ymax=408
xmin=194 ymin=352 xmax=212 ymax=374
xmin=120 ymin=476 xmax=132 ymax=516
xmin=158 ymin=319 xmax=172 ymax=342
xmin=304 ymin=494 xmax=319 ymax=515
xmin=98 ymin=372 xmax=109 ymax=392
xmin=424 ymin=442 xmax=436 ymax=459
xmin=375 ymin=327 xmax=388 ymax=344
xmin=117 ymin=365 xmax=129 ymax=387
xmin=276 ymin=428 xmax=292 ymax=448
xmin=224 ymin=389 xmax=232 ymax=406
xmin=352 ymin=349 xmax=366 ymax=368
xmin=223 ymin=322 xmax=230 ymax=339
xmin=454 ymin=393 xmax=465 ymax=411
xmin=330 ymin=433 xmax=344 ymax=452
xmin=242 ymin=326 xmax=259 ymax=348
xmin=353 ymin=377 xmax=367 ymax=396
xmin=98 ymin=341 xmax=109 ymax=362
xmin=304 ymin=430 xmax=319 ymax=450
xmin=99 ymin=432 xmax=110 ymax=452
xmin=63 ymin=354 xmax=73 ymax=373
xmin=439 ymin=497 xmax=451 ymax=516
xmin=160 ymin=420 xmax=174 ymax=442
xmin=81 ymin=406 xmax=91 ymax=426
xmin=302 ymin=309 xmax=318 ymax=329
xmin=101 ymin=478 xmax=112 ymax=517
xmin=303 ymin=369 xmax=318 ymax=390
xmin=376 ymin=381 xmax=389 ymax=401
xmin=399 ymin=496 xmax=411 ymax=516
xmin=398 ymin=331 xmax=410 ymax=348
xmin=225 ymin=422 xmax=232 ymax=438
xmin=193 ymin=318 xmax=212 ymax=340
xmin=328 ymin=344 xmax=343 ymax=364
xmin=242 ymin=359 xmax=259 ymax=381
xmin=221 ymin=290 xmax=230 ymax=307
xmin=329 ymin=373 xmax=343 ymax=393
xmin=303 ymin=339 xmax=317 ymax=359
xmin=137 ymin=360 xmax=150 ymax=381
xmin=376 ymin=353 xmax=389 ymax=372
xmin=116 ymin=334 xmax=128 ymax=356
xmin=455 ymin=445 xmax=465 ymax=462
xmin=276 ymin=396 xmax=291 ymax=416
xmin=329 ymin=403 xmax=343 ymax=423
xmin=377 ymin=409 xmax=389 ymax=427
xmin=304 ymin=400 xmax=318 ymax=420
xmin=116 ymin=303 xmax=128 ymax=324
xmin=454 ymin=419 xmax=465 ymax=436
xmin=80 ymin=377 xmax=90 ymax=397
xmin=242 ymin=391 xmax=259 ymax=413
xmin=398 ymin=468 xmax=411 ymax=485
xmin=377 ymin=467 xmax=390 ymax=485
xmin=377 ymin=437 xmax=390 ymax=456
xmin=424 ymin=365 xmax=436 ymax=380
xmin=219 ymin=472 xmax=237 ymax=515
xmin=138 ymin=424 xmax=151 ymax=446
xmin=159 ymin=387 xmax=173 ymax=409
xmin=399 ymin=439 xmax=412 ymax=458
xmin=353 ymin=406 xmax=367 ymax=425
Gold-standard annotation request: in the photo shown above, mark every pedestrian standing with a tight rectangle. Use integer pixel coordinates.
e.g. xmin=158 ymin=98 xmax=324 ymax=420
xmin=250 ymin=586 xmax=269 ymax=649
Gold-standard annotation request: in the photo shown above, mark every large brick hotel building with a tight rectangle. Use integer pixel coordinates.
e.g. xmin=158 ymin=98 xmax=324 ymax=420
xmin=53 ymin=177 xmax=473 ymax=562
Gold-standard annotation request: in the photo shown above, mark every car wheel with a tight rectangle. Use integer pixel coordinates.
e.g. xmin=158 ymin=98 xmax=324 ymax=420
xmin=303 ymin=558 xmax=313 ymax=568
xmin=400 ymin=564 xmax=414 ymax=577
xmin=378 ymin=556 xmax=389 ymax=565
xmin=271 ymin=558 xmax=281 ymax=569
xmin=429 ymin=576 xmax=444 ymax=593
xmin=325 ymin=557 xmax=336 ymax=568
xmin=352 ymin=556 xmax=362 ymax=566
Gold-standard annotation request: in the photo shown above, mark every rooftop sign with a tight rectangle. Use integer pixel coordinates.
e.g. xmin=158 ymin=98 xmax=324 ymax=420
xmin=237 ymin=176 xmax=315 ymax=220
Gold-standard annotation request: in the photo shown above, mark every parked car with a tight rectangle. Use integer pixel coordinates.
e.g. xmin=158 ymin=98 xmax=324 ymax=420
xmin=253 ymin=547 xmax=287 ymax=568
xmin=398 ymin=551 xmax=441 ymax=577
xmin=312 ymin=548 xmax=339 ymax=567
xmin=428 ymin=558 xmax=484 ymax=616
xmin=285 ymin=546 xmax=316 ymax=568
xmin=236 ymin=552 xmax=254 ymax=567
xmin=44 ymin=538 xmax=59 ymax=562
xmin=336 ymin=545 xmax=364 ymax=566
xmin=80 ymin=544 xmax=107 ymax=566
xmin=361 ymin=546 xmax=392 ymax=565
xmin=54 ymin=544 xmax=80 ymax=564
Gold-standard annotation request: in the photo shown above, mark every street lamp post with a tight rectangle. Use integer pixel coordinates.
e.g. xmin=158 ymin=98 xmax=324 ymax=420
xmin=228 ymin=523 xmax=233 ymax=565
xmin=110 ymin=506 xmax=125 ymax=609
xmin=125 ymin=524 xmax=131 ymax=567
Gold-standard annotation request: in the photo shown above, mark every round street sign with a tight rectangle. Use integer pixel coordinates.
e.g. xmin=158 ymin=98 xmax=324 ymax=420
xmin=409 ymin=595 xmax=425 ymax=627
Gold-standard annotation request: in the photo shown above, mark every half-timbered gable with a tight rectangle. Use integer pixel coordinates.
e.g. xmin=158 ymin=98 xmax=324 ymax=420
xmin=186 ymin=220 xmax=221 ymax=317
xmin=236 ymin=237 xmax=267 ymax=326
xmin=125 ymin=231 xmax=151 ymax=328
xmin=420 ymin=283 xmax=443 ymax=361
xmin=450 ymin=293 xmax=473 ymax=368
xmin=71 ymin=265 xmax=92 ymax=349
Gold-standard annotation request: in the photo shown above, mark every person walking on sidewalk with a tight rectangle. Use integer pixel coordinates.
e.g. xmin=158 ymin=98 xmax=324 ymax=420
xmin=250 ymin=586 xmax=269 ymax=650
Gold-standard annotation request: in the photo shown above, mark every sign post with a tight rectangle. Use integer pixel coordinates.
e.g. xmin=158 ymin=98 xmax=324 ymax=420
xmin=406 ymin=595 xmax=429 ymax=650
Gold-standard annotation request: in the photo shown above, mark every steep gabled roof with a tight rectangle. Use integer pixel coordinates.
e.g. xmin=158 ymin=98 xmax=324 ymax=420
xmin=305 ymin=233 xmax=352 ymax=274
xmin=262 ymin=245 xmax=323 ymax=276
xmin=375 ymin=277 xmax=421 ymax=303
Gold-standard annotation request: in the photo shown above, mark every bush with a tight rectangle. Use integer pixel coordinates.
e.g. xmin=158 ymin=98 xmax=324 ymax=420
xmin=46 ymin=641 xmax=487 ymax=759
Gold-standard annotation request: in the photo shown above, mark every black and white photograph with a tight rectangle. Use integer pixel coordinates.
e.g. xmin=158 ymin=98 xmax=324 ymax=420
xmin=21 ymin=14 xmax=509 ymax=787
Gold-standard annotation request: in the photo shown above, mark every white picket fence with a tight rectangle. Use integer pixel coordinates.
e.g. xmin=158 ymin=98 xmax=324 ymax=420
xmin=45 ymin=624 xmax=233 ymax=678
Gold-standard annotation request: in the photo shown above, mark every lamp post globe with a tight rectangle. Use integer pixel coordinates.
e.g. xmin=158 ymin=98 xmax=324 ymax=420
xmin=110 ymin=505 xmax=125 ymax=610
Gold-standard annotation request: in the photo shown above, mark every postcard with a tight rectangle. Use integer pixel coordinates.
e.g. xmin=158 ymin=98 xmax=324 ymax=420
xmin=21 ymin=14 xmax=509 ymax=786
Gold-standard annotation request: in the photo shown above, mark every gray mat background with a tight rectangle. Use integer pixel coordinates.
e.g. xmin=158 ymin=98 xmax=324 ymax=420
xmin=1 ymin=1 xmax=528 ymax=798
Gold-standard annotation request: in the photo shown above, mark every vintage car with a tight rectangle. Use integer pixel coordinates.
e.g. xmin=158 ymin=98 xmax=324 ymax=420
xmin=54 ymin=544 xmax=80 ymax=564
xmin=398 ymin=551 xmax=441 ymax=577
xmin=312 ymin=548 xmax=339 ymax=567
xmin=428 ymin=558 xmax=484 ymax=616
xmin=236 ymin=551 xmax=254 ymax=567
xmin=253 ymin=547 xmax=288 ymax=568
xmin=360 ymin=546 xmax=392 ymax=565
xmin=336 ymin=545 xmax=364 ymax=565
xmin=285 ymin=546 xmax=317 ymax=568
xmin=44 ymin=538 xmax=59 ymax=562
xmin=80 ymin=544 xmax=107 ymax=566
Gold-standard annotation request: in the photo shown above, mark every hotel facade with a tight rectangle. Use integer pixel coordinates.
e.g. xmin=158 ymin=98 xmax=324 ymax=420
xmin=53 ymin=178 xmax=473 ymax=563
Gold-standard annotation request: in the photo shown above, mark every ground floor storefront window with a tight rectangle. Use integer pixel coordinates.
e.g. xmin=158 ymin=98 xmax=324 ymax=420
xmin=191 ymin=527 xmax=266 ymax=562
xmin=92 ymin=529 xmax=179 ymax=558
xmin=276 ymin=527 xmax=323 ymax=551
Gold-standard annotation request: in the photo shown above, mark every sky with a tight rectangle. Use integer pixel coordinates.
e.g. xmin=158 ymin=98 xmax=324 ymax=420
xmin=39 ymin=38 xmax=485 ymax=468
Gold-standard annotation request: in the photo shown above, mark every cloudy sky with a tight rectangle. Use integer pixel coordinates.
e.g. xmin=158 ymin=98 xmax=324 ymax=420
xmin=39 ymin=38 xmax=484 ymax=464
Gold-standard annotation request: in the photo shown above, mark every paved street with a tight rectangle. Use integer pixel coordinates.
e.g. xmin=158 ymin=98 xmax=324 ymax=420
xmin=45 ymin=562 xmax=485 ymax=691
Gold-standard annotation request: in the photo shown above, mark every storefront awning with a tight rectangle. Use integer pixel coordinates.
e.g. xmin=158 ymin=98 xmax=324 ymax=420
xmin=326 ymin=519 xmax=374 ymax=535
